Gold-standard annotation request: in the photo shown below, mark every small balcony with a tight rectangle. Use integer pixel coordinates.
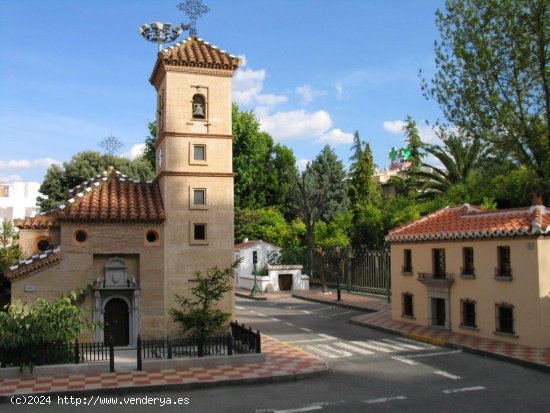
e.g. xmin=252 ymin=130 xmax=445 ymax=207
xmin=460 ymin=267 xmax=475 ymax=279
xmin=494 ymin=266 xmax=513 ymax=280
xmin=401 ymin=265 xmax=413 ymax=276
xmin=417 ymin=272 xmax=455 ymax=287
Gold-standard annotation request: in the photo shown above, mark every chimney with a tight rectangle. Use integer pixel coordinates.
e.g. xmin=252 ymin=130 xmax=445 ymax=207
xmin=243 ymin=237 xmax=249 ymax=243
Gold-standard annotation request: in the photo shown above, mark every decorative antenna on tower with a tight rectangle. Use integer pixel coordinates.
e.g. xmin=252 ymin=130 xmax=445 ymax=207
xmin=139 ymin=22 xmax=183 ymax=52
xmin=177 ymin=0 xmax=210 ymax=37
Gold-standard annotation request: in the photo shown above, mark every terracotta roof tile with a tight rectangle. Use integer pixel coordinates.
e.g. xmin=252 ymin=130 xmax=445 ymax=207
xmin=5 ymin=247 xmax=61 ymax=281
xmin=150 ymin=37 xmax=241 ymax=83
xmin=16 ymin=168 xmax=165 ymax=228
xmin=387 ymin=204 xmax=550 ymax=242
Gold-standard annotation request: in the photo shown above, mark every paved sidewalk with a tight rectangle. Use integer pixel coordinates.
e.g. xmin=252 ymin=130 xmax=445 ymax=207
xmin=0 ymin=335 xmax=329 ymax=400
xmin=291 ymin=289 xmax=550 ymax=373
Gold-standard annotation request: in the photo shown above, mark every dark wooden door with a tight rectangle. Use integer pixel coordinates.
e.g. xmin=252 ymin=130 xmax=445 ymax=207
xmin=278 ymin=274 xmax=293 ymax=291
xmin=104 ymin=298 xmax=129 ymax=346
xmin=434 ymin=298 xmax=446 ymax=326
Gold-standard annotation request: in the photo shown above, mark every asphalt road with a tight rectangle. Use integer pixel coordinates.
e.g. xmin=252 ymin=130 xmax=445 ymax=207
xmin=6 ymin=295 xmax=550 ymax=412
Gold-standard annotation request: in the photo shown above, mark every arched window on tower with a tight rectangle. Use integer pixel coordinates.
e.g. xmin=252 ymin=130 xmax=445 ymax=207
xmin=192 ymin=93 xmax=206 ymax=119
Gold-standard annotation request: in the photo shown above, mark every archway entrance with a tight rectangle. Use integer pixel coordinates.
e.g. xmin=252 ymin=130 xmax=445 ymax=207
xmin=104 ymin=298 xmax=129 ymax=346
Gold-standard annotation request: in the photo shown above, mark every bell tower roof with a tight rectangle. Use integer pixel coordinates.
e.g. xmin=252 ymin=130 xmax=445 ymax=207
xmin=150 ymin=36 xmax=241 ymax=85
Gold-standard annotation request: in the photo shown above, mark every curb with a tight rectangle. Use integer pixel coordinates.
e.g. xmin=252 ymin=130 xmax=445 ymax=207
xmin=349 ymin=318 xmax=550 ymax=374
xmin=0 ymin=366 xmax=331 ymax=403
xmin=292 ymin=294 xmax=376 ymax=313
xmin=235 ymin=292 xmax=267 ymax=300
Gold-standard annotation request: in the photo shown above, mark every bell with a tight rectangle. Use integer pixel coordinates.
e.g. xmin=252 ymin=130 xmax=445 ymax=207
xmin=193 ymin=103 xmax=205 ymax=118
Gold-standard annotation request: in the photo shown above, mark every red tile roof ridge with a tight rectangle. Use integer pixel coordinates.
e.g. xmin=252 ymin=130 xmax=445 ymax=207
xmin=5 ymin=247 xmax=61 ymax=281
xmin=386 ymin=203 xmax=549 ymax=242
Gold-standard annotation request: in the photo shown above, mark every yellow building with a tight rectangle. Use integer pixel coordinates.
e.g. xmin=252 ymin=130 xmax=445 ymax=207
xmin=387 ymin=203 xmax=550 ymax=348
xmin=5 ymin=37 xmax=241 ymax=346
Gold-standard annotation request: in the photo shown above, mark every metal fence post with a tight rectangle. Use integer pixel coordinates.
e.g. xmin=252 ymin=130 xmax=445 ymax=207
xmin=226 ymin=333 xmax=233 ymax=356
xmin=198 ymin=337 xmax=204 ymax=357
xmin=74 ymin=339 xmax=80 ymax=364
xmin=137 ymin=334 xmax=142 ymax=371
xmin=109 ymin=339 xmax=115 ymax=373
xmin=256 ymin=330 xmax=261 ymax=353
xmin=167 ymin=337 xmax=172 ymax=359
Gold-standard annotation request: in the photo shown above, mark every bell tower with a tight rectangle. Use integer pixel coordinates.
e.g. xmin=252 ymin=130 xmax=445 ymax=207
xmin=150 ymin=37 xmax=241 ymax=332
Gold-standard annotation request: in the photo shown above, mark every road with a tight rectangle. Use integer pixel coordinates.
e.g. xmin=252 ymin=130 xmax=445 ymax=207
xmin=7 ymin=295 xmax=550 ymax=412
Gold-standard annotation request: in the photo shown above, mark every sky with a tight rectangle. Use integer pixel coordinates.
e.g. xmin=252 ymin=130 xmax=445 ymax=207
xmin=0 ymin=0 xmax=446 ymax=184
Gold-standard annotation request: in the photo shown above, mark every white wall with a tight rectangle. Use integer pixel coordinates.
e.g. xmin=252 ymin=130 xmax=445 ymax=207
xmin=0 ymin=182 xmax=40 ymax=220
xmin=235 ymin=242 xmax=280 ymax=289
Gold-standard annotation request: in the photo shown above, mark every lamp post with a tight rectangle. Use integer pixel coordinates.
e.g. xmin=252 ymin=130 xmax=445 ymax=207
xmin=335 ymin=244 xmax=342 ymax=301
xmin=250 ymin=250 xmax=261 ymax=296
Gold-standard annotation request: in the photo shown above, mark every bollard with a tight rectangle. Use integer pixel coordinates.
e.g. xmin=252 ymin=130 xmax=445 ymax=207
xmin=227 ymin=333 xmax=233 ymax=356
xmin=137 ymin=334 xmax=142 ymax=371
xmin=74 ymin=339 xmax=80 ymax=365
xmin=109 ymin=337 xmax=115 ymax=373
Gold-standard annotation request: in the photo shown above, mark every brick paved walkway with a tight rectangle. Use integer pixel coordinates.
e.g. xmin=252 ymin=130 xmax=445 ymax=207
xmin=0 ymin=335 xmax=328 ymax=398
xmin=292 ymin=289 xmax=550 ymax=372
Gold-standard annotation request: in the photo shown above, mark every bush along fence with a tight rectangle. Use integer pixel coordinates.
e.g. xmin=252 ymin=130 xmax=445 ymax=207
xmin=137 ymin=321 xmax=261 ymax=371
xmin=0 ymin=339 xmax=114 ymax=372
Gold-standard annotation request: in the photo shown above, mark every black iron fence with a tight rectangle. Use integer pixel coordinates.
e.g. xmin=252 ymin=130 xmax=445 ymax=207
xmin=0 ymin=339 xmax=114 ymax=371
xmin=312 ymin=247 xmax=391 ymax=298
xmin=136 ymin=322 xmax=261 ymax=370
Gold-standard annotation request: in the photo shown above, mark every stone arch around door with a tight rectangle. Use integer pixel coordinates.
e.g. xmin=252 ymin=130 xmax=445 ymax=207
xmin=93 ymin=257 xmax=140 ymax=346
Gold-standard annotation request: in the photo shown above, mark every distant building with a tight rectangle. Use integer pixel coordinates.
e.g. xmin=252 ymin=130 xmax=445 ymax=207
xmin=234 ymin=239 xmax=309 ymax=292
xmin=0 ymin=181 xmax=40 ymax=221
xmin=387 ymin=203 xmax=550 ymax=348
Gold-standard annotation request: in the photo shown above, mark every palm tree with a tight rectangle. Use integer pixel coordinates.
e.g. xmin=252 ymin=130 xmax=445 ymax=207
xmin=411 ymin=135 xmax=483 ymax=197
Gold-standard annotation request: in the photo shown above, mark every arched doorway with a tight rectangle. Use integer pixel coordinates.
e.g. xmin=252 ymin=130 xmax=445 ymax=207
xmin=104 ymin=298 xmax=129 ymax=346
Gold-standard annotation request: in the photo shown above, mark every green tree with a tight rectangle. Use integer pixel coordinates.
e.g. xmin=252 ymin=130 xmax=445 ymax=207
xmin=348 ymin=132 xmax=380 ymax=208
xmin=232 ymin=104 xmax=297 ymax=211
xmin=170 ymin=261 xmax=238 ymax=339
xmin=426 ymin=0 xmax=550 ymax=202
xmin=0 ymin=218 xmax=25 ymax=308
xmin=412 ymin=133 xmax=482 ymax=197
xmin=141 ymin=121 xmax=157 ymax=171
xmin=37 ymin=151 xmax=155 ymax=212
xmin=292 ymin=146 xmax=349 ymax=273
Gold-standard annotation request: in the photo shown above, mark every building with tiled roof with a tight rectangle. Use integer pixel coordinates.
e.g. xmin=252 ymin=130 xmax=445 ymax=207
xmin=6 ymin=35 xmax=241 ymax=345
xmin=388 ymin=204 xmax=550 ymax=348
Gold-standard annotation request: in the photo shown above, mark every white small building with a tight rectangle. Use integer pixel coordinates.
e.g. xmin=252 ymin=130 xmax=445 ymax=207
xmin=234 ymin=239 xmax=309 ymax=292
xmin=0 ymin=181 xmax=40 ymax=221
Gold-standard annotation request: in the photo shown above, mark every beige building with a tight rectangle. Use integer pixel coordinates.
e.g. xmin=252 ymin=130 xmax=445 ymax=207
xmin=5 ymin=37 xmax=241 ymax=346
xmin=387 ymin=203 xmax=550 ymax=348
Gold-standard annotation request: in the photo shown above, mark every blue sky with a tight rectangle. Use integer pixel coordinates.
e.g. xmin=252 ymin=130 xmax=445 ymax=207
xmin=0 ymin=0 xmax=445 ymax=184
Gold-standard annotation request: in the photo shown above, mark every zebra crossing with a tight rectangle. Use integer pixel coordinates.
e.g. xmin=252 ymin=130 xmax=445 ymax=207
xmin=290 ymin=335 xmax=440 ymax=359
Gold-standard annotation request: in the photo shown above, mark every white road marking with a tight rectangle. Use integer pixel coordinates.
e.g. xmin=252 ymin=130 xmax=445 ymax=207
xmin=367 ymin=340 xmax=407 ymax=351
xmin=406 ymin=350 xmax=462 ymax=358
xmin=443 ymin=386 xmax=485 ymax=394
xmin=270 ymin=318 xmax=281 ymax=322
xmin=236 ymin=306 xmax=245 ymax=310
xmin=434 ymin=370 xmax=461 ymax=380
xmin=333 ymin=341 xmax=374 ymax=355
xmin=381 ymin=338 xmax=432 ymax=350
xmin=350 ymin=341 xmax=395 ymax=353
xmin=303 ymin=345 xmax=341 ymax=359
xmin=257 ymin=313 xmax=266 ymax=317
xmin=365 ymin=396 xmax=407 ymax=404
xmin=301 ymin=310 xmax=311 ymax=314
xmin=285 ymin=322 xmax=295 ymax=326
xmin=300 ymin=327 xmax=313 ymax=332
xmin=318 ymin=334 xmax=338 ymax=340
xmin=288 ymin=338 xmax=334 ymax=344
xmin=391 ymin=356 xmax=418 ymax=365
xmin=270 ymin=407 xmax=323 ymax=413
xmin=316 ymin=344 xmax=353 ymax=357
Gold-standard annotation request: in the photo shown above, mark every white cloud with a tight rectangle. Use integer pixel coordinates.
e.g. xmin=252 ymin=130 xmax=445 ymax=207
xmin=122 ymin=143 xmax=146 ymax=160
xmin=295 ymin=85 xmax=326 ymax=104
xmin=237 ymin=54 xmax=247 ymax=67
xmin=297 ymin=159 xmax=310 ymax=172
xmin=336 ymin=81 xmax=347 ymax=100
xmin=383 ymin=120 xmax=441 ymax=145
xmin=0 ymin=158 xmax=61 ymax=169
xmin=256 ymin=109 xmax=332 ymax=141
xmin=0 ymin=174 xmax=23 ymax=183
xmin=383 ymin=120 xmax=407 ymax=134
xmin=233 ymin=67 xmax=287 ymax=107
xmin=317 ymin=128 xmax=354 ymax=146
